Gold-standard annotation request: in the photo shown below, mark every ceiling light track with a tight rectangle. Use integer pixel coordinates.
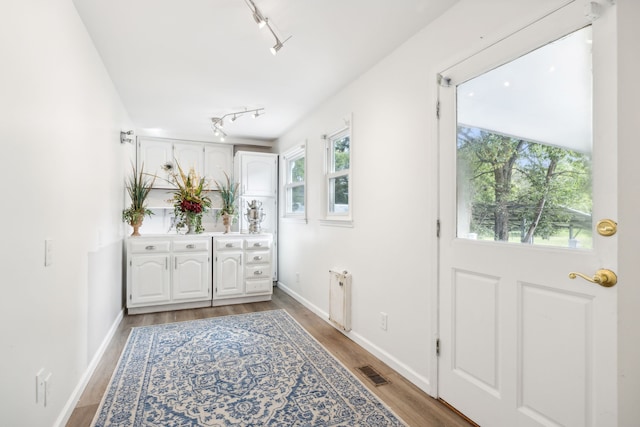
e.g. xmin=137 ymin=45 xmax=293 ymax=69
xmin=244 ymin=0 xmax=291 ymax=55
xmin=211 ymin=107 xmax=265 ymax=141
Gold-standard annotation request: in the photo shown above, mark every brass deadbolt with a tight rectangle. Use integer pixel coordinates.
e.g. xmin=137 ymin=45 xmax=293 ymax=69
xmin=596 ymin=219 xmax=617 ymax=237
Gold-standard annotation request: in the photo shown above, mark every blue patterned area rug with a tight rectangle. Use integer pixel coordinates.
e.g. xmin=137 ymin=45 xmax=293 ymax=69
xmin=91 ymin=309 xmax=407 ymax=426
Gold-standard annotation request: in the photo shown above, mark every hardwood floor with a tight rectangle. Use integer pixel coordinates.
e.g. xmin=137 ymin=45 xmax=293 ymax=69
xmin=66 ymin=287 xmax=472 ymax=427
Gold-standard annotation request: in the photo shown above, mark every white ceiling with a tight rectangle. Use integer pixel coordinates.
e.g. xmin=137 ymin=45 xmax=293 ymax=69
xmin=72 ymin=0 xmax=459 ymax=144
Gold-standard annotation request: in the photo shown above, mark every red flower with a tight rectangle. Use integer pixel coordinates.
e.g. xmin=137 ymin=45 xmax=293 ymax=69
xmin=180 ymin=200 xmax=203 ymax=213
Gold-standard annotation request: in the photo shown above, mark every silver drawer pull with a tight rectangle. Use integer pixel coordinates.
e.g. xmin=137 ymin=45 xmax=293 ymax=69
xmin=186 ymin=244 xmax=196 ymax=249
xmin=145 ymin=245 xmax=156 ymax=250
xmin=254 ymin=270 xmax=263 ymax=275
xmin=225 ymin=243 xmax=233 ymax=248
xmin=253 ymin=242 xmax=262 ymax=247
xmin=253 ymin=256 xmax=262 ymax=261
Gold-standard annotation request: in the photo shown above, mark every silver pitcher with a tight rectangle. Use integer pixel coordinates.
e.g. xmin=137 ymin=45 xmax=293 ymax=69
xmin=245 ymin=200 xmax=265 ymax=233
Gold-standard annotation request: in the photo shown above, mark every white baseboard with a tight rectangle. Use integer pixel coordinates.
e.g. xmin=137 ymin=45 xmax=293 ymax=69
xmin=276 ymin=281 xmax=432 ymax=395
xmin=54 ymin=309 xmax=124 ymax=427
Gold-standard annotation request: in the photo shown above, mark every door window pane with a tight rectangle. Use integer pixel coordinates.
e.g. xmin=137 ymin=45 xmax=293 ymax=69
xmin=456 ymin=26 xmax=593 ymax=248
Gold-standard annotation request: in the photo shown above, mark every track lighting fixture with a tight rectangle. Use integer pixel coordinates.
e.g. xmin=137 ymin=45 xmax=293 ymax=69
xmin=211 ymin=108 xmax=265 ymax=141
xmin=244 ymin=0 xmax=291 ymax=55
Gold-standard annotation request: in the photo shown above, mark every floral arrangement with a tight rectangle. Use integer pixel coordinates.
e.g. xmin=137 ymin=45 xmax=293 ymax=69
xmin=166 ymin=162 xmax=211 ymax=233
xmin=122 ymin=163 xmax=156 ymax=236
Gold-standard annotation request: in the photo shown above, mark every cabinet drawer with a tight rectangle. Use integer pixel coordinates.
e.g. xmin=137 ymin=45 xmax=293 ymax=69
xmin=245 ymin=264 xmax=271 ymax=279
xmin=215 ymin=238 xmax=243 ymax=251
xmin=173 ymin=239 xmax=209 ymax=252
xmin=244 ymin=238 xmax=271 ymax=250
xmin=245 ymin=278 xmax=273 ymax=294
xmin=246 ymin=251 xmax=271 ymax=265
xmin=129 ymin=240 xmax=171 ymax=253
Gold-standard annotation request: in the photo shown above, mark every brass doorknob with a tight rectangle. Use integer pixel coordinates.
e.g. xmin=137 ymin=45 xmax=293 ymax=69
xmin=568 ymin=269 xmax=617 ymax=287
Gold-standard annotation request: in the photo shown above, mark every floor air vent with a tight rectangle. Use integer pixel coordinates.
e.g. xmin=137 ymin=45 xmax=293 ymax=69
xmin=357 ymin=365 xmax=389 ymax=386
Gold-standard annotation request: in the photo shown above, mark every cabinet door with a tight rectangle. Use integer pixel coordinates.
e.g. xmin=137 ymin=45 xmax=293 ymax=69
xmin=238 ymin=153 xmax=278 ymax=197
xmin=204 ymin=144 xmax=233 ymax=188
xmin=214 ymin=252 xmax=243 ymax=297
xmin=173 ymin=253 xmax=211 ymax=301
xmin=129 ymin=254 xmax=171 ymax=306
xmin=174 ymin=142 xmax=204 ymax=176
xmin=138 ymin=139 xmax=173 ymax=187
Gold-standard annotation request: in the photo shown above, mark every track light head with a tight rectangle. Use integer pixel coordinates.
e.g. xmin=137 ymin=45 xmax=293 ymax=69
xmin=270 ymin=41 xmax=283 ymax=55
xmin=253 ymin=12 xmax=266 ymax=28
xmin=230 ymin=114 xmax=238 ymax=123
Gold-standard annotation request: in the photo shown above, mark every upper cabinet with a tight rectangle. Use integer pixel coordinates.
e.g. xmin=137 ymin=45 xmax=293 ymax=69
xmin=173 ymin=142 xmax=204 ymax=176
xmin=204 ymin=144 xmax=234 ymax=188
xmin=138 ymin=138 xmax=173 ymax=186
xmin=235 ymin=151 xmax=278 ymax=197
xmin=137 ymin=137 xmax=233 ymax=189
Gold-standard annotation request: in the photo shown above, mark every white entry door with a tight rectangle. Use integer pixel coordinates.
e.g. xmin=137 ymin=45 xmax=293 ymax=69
xmin=438 ymin=3 xmax=618 ymax=426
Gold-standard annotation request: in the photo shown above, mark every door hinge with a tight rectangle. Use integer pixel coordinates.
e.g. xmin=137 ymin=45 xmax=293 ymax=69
xmin=129 ymin=260 xmax=132 ymax=266
xmin=437 ymin=219 xmax=441 ymax=238
xmin=129 ymin=294 xmax=132 ymax=301
xmin=436 ymin=338 xmax=441 ymax=357
xmin=436 ymin=100 xmax=440 ymax=120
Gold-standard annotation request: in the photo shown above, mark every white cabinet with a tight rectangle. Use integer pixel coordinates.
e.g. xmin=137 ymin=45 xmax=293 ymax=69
xmin=236 ymin=151 xmax=278 ymax=197
xmin=138 ymin=137 xmax=232 ymax=189
xmin=126 ymin=236 xmax=212 ymax=314
xmin=212 ymin=234 xmax=273 ymax=306
xmin=235 ymin=151 xmax=278 ymax=281
xmin=137 ymin=139 xmax=173 ymax=186
xmin=215 ymin=251 xmax=243 ymax=297
xmin=129 ymin=254 xmax=171 ymax=305
xmin=204 ymin=144 xmax=234 ymax=187
xmin=174 ymin=142 xmax=203 ymax=176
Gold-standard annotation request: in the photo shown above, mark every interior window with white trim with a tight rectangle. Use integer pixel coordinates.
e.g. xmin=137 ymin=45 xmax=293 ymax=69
xmin=326 ymin=127 xmax=351 ymax=218
xmin=282 ymin=144 xmax=306 ymax=218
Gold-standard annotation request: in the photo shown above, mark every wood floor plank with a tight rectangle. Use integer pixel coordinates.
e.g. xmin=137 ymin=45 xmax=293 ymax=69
xmin=66 ymin=287 xmax=472 ymax=427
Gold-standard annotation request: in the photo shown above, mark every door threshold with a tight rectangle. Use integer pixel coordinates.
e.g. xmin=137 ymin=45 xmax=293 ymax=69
xmin=438 ymin=398 xmax=480 ymax=427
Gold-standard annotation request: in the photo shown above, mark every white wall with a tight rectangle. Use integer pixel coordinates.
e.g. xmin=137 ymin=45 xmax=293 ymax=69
xmin=0 ymin=0 xmax=133 ymax=425
xmin=275 ymin=0 xmax=640 ymax=413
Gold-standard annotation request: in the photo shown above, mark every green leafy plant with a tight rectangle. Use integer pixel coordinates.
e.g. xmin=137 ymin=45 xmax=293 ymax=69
xmin=122 ymin=163 xmax=156 ymax=226
xmin=215 ymin=171 xmax=239 ymax=220
xmin=167 ymin=162 xmax=211 ymax=233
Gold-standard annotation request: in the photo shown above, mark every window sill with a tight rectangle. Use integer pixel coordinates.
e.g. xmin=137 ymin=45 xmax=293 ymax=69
xmin=319 ymin=218 xmax=353 ymax=228
xmin=281 ymin=217 xmax=308 ymax=225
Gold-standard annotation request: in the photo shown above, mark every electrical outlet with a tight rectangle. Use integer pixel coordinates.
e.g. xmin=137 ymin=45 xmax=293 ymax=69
xmin=380 ymin=312 xmax=388 ymax=331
